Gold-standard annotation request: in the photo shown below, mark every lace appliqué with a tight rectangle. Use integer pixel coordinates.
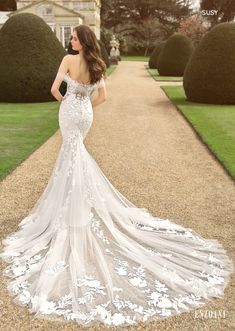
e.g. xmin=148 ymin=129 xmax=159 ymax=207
xmin=57 ymin=72 xmax=100 ymax=98
xmin=1 ymin=212 xmax=231 ymax=327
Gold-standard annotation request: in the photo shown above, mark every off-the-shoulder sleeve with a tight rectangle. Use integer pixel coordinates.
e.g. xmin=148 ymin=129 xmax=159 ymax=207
xmin=96 ymin=77 xmax=105 ymax=89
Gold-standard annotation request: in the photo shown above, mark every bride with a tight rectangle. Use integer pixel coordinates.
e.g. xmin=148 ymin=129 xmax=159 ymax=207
xmin=0 ymin=24 xmax=234 ymax=328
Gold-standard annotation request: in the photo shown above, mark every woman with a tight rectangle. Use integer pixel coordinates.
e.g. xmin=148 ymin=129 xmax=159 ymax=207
xmin=0 ymin=25 xmax=234 ymax=328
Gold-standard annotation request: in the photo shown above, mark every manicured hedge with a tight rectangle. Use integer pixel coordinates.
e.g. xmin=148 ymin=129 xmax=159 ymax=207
xmin=0 ymin=13 xmax=66 ymax=102
xmin=148 ymin=41 xmax=166 ymax=69
xmin=183 ymin=22 xmax=235 ymax=104
xmin=157 ymin=33 xmax=194 ymax=77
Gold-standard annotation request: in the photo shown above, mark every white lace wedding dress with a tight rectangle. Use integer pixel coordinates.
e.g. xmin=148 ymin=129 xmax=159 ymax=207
xmin=0 ymin=72 xmax=234 ymax=328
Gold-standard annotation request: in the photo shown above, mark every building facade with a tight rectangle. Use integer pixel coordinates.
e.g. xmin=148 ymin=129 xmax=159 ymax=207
xmin=1 ymin=0 xmax=101 ymax=49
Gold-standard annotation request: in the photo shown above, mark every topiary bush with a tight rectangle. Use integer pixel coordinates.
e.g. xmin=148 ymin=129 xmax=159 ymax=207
xmin=148 ymin=41 xmax=166 ymax=69
xmin=183 ymin=22 xmax=235 ymax=104
xmin=98 ymin=39 xmax=110 ymax=68
xmin=157 ymin=33 xmax=194 ymax=76
xmin=0 ymin=13 xmax=66 ymax=103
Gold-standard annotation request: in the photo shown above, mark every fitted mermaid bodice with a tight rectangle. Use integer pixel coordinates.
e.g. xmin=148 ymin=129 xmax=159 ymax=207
xmin=57 ymin=71 xmax=104 ymax=141
xmin=57 ymin=72 xmax=105 ymax=98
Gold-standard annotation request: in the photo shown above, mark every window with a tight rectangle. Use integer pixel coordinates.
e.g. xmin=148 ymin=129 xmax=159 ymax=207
xmin=73 ymin=2 xmax=92 ymax=10
xmin=83 ymin=2 xmax=90 ymax=10
xmin=60 ymin=26 xmax=73 ymax=48
xmin=88 ymin=2 xmax=95 ymax=9
xmin=62 ymin=1 xmax=70 ymax=9
xmin=73 ymin=2 xmax=81 ymax=11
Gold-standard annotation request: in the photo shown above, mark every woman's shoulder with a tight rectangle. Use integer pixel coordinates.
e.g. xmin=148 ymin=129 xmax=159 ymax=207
xmin=62 ymin=54 xmax=80 ymax=74
xmin=63 ymin=54 xmax=79 ymax=63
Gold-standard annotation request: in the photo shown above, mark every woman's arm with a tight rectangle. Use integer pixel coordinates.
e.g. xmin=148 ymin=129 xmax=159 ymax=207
xmin=51 ymin=55 xmax=70 ymax=102
xmin=91 ymin=80 xmax=107 ymax=108
xmin=51 ymin=89 xmax=65 ymax=103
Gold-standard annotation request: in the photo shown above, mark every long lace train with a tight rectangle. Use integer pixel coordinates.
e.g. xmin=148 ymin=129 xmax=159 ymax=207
xmin=0 ymin=130 xmax=233 ymax=328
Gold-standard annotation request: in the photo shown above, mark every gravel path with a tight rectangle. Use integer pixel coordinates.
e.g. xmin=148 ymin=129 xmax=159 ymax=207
xmin=0 ymin=61 xmax=234 ymax=331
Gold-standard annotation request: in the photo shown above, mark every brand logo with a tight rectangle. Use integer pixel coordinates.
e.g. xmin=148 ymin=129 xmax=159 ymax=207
xmin=194 ymin=310 xmax=227 ymax=319
xmin=201 ymin=10 xmax=219 ymax=16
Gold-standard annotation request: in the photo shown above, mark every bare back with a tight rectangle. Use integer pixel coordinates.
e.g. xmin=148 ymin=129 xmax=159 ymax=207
xmin=67 ymin=54 xmax=91 ymax=85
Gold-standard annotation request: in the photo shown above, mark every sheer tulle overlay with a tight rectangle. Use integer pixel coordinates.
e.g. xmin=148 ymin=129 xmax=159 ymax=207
xmin=0 ymin=72 xmax=234 ymax=328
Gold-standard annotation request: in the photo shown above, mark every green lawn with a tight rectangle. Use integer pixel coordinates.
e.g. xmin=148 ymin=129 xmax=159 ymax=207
xmin=146 ymin=65 xmax=183 ymax=82
xmin=121 ymin=55 xmax=149 ymax=61
xmin=162 ymin=86 xmax=235 ymax=180
xmin=0 ymin=66 xmax=116 ymax=181
xmin=0 ymin=102 xmax=59 ymax=181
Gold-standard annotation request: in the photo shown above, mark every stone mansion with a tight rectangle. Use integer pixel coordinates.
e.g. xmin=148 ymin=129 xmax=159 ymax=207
xmin=0 ymin=0 xmax=101 ymax=49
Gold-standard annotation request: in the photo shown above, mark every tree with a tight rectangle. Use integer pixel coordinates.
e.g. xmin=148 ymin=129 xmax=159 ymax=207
xmin=127 ymin=17 xmax=163 ymax=56
xmin=148 ymin=41 xmax=166 ymax=69
xmin=98 ymin=39 xmax=110 ymax=68
xmin=101 ymin=0 xmax=193 ymax=54
xmin=0 ymin=0 xmax=16 ymax=11
xmin=200 ymin=0 xmax=235 ymax=26
xmin=101 ymin=0 xmax=192 ymax=30
xmin=100 ymin=27 xmax=113 ymax=53
xmin=177 ymin=14 xmax=209 ymax=45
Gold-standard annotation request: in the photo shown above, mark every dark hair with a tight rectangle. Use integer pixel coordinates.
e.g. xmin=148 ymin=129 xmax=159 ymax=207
xmin=74 ymin=25 xmax=106 ymax=84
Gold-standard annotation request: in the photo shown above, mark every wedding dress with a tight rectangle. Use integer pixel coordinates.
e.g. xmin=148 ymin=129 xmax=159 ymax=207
xmin=0 ymin=71 xmax=234 ymax=328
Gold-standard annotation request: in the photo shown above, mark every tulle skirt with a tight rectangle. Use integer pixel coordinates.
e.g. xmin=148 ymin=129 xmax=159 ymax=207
xmin=0 ymin=94 xmax=234 ymax=328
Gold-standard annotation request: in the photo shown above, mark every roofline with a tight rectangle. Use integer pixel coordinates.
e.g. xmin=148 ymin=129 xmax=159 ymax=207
xmin=9 ymin=0 xmax=84 ymax=19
